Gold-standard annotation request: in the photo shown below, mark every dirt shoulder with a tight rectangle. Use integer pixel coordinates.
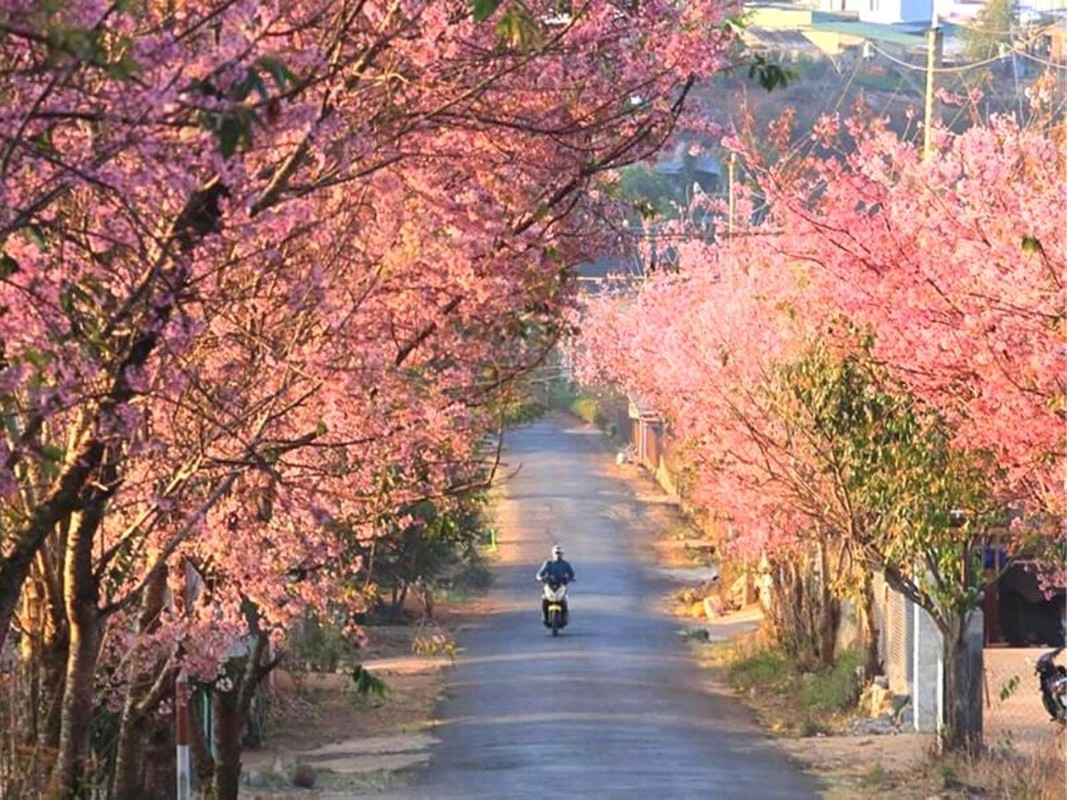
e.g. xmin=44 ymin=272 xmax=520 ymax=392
xmin=608 ymin=456 xmax=1066 ymax=800
xmin=239 ymin=563 xmax=518 ymax=797
xmin=239 ymin=604 xmax=491 ymax=798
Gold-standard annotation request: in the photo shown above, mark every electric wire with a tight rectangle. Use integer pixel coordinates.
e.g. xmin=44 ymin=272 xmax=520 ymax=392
xmin=1014 ymin=49 xmax=1067 ymax=70
xmin=865 ymin=41 xmax=1010 ymax=73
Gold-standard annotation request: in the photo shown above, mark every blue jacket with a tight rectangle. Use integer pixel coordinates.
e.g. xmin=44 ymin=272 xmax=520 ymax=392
xmin=537 ymin=558 xmax=574 ymax=585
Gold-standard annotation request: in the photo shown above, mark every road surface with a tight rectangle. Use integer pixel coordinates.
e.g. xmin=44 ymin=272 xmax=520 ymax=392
xmin=397 ymin=415 xmax=819 ymax=799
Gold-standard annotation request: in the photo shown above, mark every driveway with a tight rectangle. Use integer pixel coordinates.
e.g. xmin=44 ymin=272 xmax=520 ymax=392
xmin=390 ymin=415 xmax=820 ymax=799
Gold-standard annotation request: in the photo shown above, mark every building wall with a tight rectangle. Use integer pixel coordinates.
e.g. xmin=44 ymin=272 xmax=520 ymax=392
xmin=842 ymin=0 xmax=933 ymax=24
xmin=1050 ymin=26 xmax=1067 ymax=63
xmin=873 ymin=571 xmax=946 ymax=732
xmin=747 ymin=6 xmax=816 ymax=27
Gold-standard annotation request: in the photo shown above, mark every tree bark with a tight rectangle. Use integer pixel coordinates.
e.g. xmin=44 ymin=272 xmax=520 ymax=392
xmin=941 ymin=611 xmax=983 ymax=753
xmin=208 ymin=631 xmax=277 ymax=800
xmin=765 ymin=548 xmax=840 ymax=671
xmin=49 ymin=429 xmax=126 ymax=796
xmin=49 ymin=606 xmax=100 ymax=797
xmin=112 ymin=569 xmax=170 ymax=800
xmin=210 ymin=688 xmax=243 ymax=800
xmin=858 ymin=570 xmax=881 ymax=679
xmin=815 ymin=541 xmax=839 ymax=669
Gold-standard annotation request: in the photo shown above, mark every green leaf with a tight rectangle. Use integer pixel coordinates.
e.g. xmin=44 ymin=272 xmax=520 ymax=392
xmin=0 ymin=254 xmax=18 ymax=279
xmin=998 ymin=674 xmax=1020 ymax=702
xmin=748 ymin=56 xmax=794 ymax=92
xmin=22 ymin=348 xmax=52 ymax=368
xmin=255 ymin=56 xmax=297 ymax=91
xmin=496 ymin=6 xmax=542 ymax=50
xmin=472 ymin=0 xmax=504 ymax=22
xmin=350 ymin=666 xmax=388 ymax=698
xmin=24 ymin=224 xmax=46 ymax=249
xmin=107 ymin=53 xmax=141 ymax=80
xmin=1021 ymin=235 xmax=1044 ymax=255
xmin=216 ymin=111 xmax=254 ymax=158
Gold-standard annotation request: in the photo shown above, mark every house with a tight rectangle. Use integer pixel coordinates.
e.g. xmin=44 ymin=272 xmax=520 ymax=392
xmin=814 ymin=0 xmax=933 ymax=26
xmin=744 ymin=4 xmax=938 ymax=57
xmin=1047 ymin=18 xmax=1067 ymax=62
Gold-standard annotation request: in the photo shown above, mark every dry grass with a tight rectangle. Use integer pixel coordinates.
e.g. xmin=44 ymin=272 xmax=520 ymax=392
xmin=700 ymin=631 xmax=1067 ymax=798
xmin=916 ymin=735 xmax=1066 ymax=800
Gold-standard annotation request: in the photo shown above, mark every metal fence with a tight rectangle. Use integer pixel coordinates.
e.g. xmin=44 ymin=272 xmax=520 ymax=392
xmin=984 ymin=647 xmax=1063 ymax=755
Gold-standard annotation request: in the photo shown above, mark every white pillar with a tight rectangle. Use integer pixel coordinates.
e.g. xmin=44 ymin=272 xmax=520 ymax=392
xmin=176 ymin=669 xmax=191 ymax=800
xmin=913 ymin=600 xmax=921 ymax=732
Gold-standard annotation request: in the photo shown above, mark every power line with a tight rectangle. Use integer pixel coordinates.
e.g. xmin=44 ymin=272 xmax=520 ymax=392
xmin=1014 ymin=49 xmax=1067 ymax=71
xmin=866 ymin=41 xmax=1009 ymax=73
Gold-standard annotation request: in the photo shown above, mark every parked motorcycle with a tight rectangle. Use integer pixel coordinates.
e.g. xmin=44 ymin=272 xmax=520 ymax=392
xmin=541 ymin=580 xmax=569 ymax=636
xmin=1036 ymin=646 xmax=1067 ymax=724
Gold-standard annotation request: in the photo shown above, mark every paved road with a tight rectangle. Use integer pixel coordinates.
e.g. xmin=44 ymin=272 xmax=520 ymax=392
xmin=397 ymin=416 xmax=819 ymax=799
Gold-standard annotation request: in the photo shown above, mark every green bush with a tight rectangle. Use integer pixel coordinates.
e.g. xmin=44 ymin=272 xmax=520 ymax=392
xmin=569 ymin=396 xmax=599 ymax=424
xmin=798 ymin=649 xmax=862 ymax=714
xmin=287 ymin=613 xmax=361 ymax=672
xmin=545 ymin=381 xmax=580 ymax=410
xmin=728 ymin=647 xmax=791 ymax=693
xmin=723 ymin=642 xmax=862 ymax=734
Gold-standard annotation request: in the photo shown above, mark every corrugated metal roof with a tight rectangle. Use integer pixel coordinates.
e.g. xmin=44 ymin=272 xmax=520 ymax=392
xmin=808 ymin=12 xmax=947 ymax=46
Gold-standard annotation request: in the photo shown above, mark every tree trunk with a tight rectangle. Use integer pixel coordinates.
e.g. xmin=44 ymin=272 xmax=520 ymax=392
xmin=50 ymin=609 xmax=101 ymax=797
xmin=112 ymin=569 xmax=170 ymax=800
xmin=764 ymin=548 xmax=840 ymax=671
xmin=112 ymin=703 xmax=149 ymax=800
xmin=390 ymin=582 xmax=409 ymax=623
xmin=50 ymin=513 xmax=103 ymax=799
xmin=17 ymin=571 xmax=68 ymax=751
xmin=815 ymin=541 xmax=839 ymax=669
xmin=941 ymin=611 xmax=983 ymax=753
xmin=858 ymin=570 xmax=881 ymax=679
xmin=210 ymin=688 xmax=243 ymax=800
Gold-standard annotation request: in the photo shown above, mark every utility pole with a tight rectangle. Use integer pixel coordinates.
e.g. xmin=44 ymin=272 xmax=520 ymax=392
xmin=923 ymin=14 xmax=943 ymax=160
xmin=727 ymin=153 xmax=736 ymax=237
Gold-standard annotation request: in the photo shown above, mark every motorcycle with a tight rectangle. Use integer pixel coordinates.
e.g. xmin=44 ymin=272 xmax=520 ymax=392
xmin=541 ymin=580 xmax=569 ymax=636
xmin=1036 ymin=646 xmax=1067 ymax=724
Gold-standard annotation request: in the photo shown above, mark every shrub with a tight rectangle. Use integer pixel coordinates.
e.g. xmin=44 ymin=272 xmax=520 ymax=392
xmin=287 ymin=613 xmax=361 ymax=672
xmin=721 ymin=640 xmax=863 ymax=735
xmin=728 ymin=646 xmax=791 ymax=694
xmin=798 ymin=649 xmax=862 ymax=714
xmin=569 ymin=395 xmax=599 ymax=425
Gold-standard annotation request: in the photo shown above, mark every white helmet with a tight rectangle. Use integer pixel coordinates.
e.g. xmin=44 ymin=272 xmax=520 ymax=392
xmin=552 ymin=544 xmax=564 ymax=558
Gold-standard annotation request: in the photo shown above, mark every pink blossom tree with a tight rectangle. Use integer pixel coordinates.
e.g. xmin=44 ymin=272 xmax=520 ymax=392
xmin=576 ymin=101 xmax=1065 ymax=749
xmin=1 ymin=0 xmax=743 ymax=794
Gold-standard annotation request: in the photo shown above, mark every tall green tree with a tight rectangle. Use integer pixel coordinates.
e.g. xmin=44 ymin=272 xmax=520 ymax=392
xmin=964 ymin=0 xmax=1015 ymax=61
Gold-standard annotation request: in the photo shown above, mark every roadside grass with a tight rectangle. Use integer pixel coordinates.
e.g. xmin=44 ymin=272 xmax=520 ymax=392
xmin=706 ymin=634 xmax=861 ymax=736
xmin=703 ymin=630 xmax=1067 ymax=798
xmin=916 ymin=735 xmax=1066 ymax=800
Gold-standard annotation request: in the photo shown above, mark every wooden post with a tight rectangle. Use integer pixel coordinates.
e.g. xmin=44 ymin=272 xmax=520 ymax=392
xmin=923 ymin=16 xmax=943 ymax=160
xmin=726 ymin=153 xmax=736 ymax=236
xmin=176 ymin=670 xmax=191 ymax=800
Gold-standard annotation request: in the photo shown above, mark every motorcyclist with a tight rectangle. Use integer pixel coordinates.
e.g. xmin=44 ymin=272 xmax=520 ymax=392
xmin=536 ymin=544 xmax=575 ymax=625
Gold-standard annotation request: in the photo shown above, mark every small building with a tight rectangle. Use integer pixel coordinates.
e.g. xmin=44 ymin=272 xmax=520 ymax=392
xmin=1047 ymin=19 xmax=1067 ymax=63
xmin=627 ymin=395 xmax=665 ymax=472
